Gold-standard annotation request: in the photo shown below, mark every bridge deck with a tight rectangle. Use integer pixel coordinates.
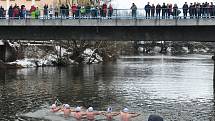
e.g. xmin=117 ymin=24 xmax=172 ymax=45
xmin=0 ymin=19 xmax=215 ymax=41
xmin=0 ymin=18 xmax=215 ymax=26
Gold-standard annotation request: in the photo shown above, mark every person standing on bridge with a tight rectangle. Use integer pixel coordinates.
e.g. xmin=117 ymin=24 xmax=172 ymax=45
xmin=173 ymin=4 xmax=178 ymax=19
xmin=101 ymin=3 xmax=107 ymax=17
xmin=65 ymin=4 xmax=69 ymax=19
xmin=145 ymin=2 xmax=151 ymax=19
xmin=0 ymin=6 xmax=4 ymax=19
xmin=167 ymin=4 xmax=172 ymax=19
xmin=8 ymin=5 xmax=13 ymax=19
xmin=156 ymin=3 xmax=161 ymax=19
xmin=20 ymin=5 xmax=26 ymax=19
xmin=182 ymin=2 xmax=188 ymax=19
xmin=189 ymin=3 xmax=194 ymax=19
xmin=151 ymin=4 xmax=155 ymax=18
xmin=161 ymin=3 xmax=167 ymax=19
xmin=35 ymin=7 xmax=40 ymax=19
xmin=85 ymin=3 xmax=91 ymax=18
xmin=131 ymin=3 xmax=137 ymax=19
xmin=108 ymin=4 xmax=113 ymax=19
xmin=72 ymin=4 xmax=77 ymax=19
xmin=210 ymin=2 xmax=215 ymax=18
xmin=54 ymin=6 xmax=59 ymax=19
xmin=49 ymin=5 xmax=54 ymax=19
xmin=44 ymin=4 xmax=48 ymax=19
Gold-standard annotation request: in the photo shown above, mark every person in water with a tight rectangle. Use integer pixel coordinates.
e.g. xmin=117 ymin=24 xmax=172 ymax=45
xmin=61 ymin=104 xmax=73 ymax=118
xmin=71 ymin=106 xmax=87 ymax=120
xmin=50 ymin=104 xmax=61 ymax=113
xmin=86 ymin=107 xmax=102 ymax=121
xmin=102 ymin=107 xmax=120 ymax=120
xmin=120 ymin=108 xmax=140 ymax=121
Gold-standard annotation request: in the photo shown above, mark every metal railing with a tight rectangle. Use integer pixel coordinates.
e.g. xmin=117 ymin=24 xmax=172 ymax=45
xmin=1 ymin=8 xmax=215 ymax=20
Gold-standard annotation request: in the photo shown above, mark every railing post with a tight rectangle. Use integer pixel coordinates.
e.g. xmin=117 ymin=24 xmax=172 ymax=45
xmin=116 ymin=9 xmax=117 ymax=19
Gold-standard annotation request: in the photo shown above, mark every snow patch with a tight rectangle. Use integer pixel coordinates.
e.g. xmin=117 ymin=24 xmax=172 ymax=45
xmin=0 ymin=40 xmax=4 ymax=45
xmin=82 ymin=48 xmax=103 ymax=64
xmin=55 ymin=46 xmax=67 ymax=56
xmin=8 ymin=54 xmax=59 ymax=68
xmin=9 ymin=59 xmax=37 ymax=68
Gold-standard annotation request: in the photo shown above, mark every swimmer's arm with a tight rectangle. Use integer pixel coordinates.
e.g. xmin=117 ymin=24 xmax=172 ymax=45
xmin=99 ymin=111 xmax=106 ymax=114
xmin=94 ymin=111 xmax=102 ymax=115
xmin=100 ymin=112 xmax=107 ymax=116
xmin=70 ymin=109 xmax=76 ymax=112
xmin=60 ymin=108 xmax=64 ymax=112
xmin=81 ymin=112 xmax=87 ymax=115
xmin=112 ymin=112 xmax=120 ymax=116
xmin=55 ymin=107 xmax=62 ymax=112
xmin=130 ymin=113 xmax=141 ymax=118
xmin=81 ymin=116 xmax=87 ymax=119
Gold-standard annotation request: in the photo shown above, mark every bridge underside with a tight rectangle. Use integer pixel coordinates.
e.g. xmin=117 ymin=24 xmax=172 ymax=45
xmin=0 ymin=26 xmax=215 ymax=41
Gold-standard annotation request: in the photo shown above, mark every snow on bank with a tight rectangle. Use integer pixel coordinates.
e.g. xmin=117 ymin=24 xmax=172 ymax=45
xmin=82 ymin=48 xmax=103 ymax=64
xmin=7 ymin=40 xmax=20 ymax=50
xmin=8 ymin=54 xmax=58 ymax=68
xmin=55 ymin=46 xmax=67 ymax=56
xmin=9 ymin=59 xmax=37 ymax=68
xmin=7 ymin=47 xmax=103 ymax=68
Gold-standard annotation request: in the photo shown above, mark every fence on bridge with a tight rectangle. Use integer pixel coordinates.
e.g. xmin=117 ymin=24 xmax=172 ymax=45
xmin=0 ymin=8 xmax=215 ymax=20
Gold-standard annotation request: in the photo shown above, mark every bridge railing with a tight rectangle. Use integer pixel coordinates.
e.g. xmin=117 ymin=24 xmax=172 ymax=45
xmin=1 ymin=8 xmax=215 ymax=20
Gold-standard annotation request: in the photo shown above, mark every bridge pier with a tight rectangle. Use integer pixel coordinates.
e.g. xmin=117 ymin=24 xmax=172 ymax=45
xmin=0 ymin=40 xmax=6 ymax=62
xmin=213 ymin=53 xmax=215 ymax=91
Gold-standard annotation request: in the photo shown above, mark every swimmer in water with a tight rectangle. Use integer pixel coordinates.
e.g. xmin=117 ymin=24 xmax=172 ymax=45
xmin=71 ymin=106 xmax=87 ymax=120
xmin=61 ymin=104 xmax=73 ymax=118
xmin=50 ymin=104 xmax=61 ymax=113
xmin=102 ymin=107 xmax=120 ymax=121
xmin=120 ymin=108 xmax=140 ymax=121
xmin=86 ymin=107 xmax=102 ymax=121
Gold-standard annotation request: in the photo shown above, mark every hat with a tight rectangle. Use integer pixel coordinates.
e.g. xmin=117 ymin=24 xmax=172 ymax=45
xmin=107 ymin=107 xmax=112 ymax=112
xmin=88 ymin=107 xmax=93 ymax=112
xmin=64 ymin=104 xmax=70 ymax=109
xmin=51 ymin=104 xmax=56 ymax=109
xmin=123 ymin=108 xmax=129 ymax=112
xmin=75 ymin=106 xmax=81 ymax=112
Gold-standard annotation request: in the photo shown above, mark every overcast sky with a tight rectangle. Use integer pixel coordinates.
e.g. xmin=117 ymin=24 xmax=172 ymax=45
xmin=111 ymin=0 xmax=215 ymax=9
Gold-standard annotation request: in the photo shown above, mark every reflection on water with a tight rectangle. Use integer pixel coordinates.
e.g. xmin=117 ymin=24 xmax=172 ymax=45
xmin=0 ymin=55 xmax=214 ymax=121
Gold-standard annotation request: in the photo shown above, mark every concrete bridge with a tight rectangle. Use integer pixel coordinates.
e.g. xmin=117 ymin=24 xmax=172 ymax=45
xmin=0 ymin=18 xmax=215 ymax=41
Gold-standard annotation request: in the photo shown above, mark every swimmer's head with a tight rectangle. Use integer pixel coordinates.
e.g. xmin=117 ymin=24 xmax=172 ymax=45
xmin=75 ymin=106 xmax=81 ymax=112
xmin=64 ymin=104 xmax=70 ymax=109
xmin=88 ymin=107 xmax=93 ymax=112
xmin=107 ymin=107 xmax=112 ymax=112
xmin=51 ymin=104 xmax=57 ymax=109
xmin=123 ymin=108 xmax=129 ymax=113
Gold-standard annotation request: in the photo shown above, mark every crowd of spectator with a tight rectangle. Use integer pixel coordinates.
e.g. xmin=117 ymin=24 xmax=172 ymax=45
xmin=1 ymin=2 xmax=215 ymax=19
xmin=0 ymin=3 xmax=113 ymax=19
xmin=131 ymin=2 xmax=215 ymax=19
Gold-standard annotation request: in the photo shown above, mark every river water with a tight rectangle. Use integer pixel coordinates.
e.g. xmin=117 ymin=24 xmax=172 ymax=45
xmin=0 ymin=54 xmax=214 ymax=121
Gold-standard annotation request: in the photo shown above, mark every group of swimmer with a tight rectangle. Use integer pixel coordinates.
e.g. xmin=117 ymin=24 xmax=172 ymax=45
xmin=50 ymin=101 xmax=140 ymax=121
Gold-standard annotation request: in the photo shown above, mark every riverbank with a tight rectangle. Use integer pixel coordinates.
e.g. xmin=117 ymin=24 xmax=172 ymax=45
xmin=1 ymin=40 xmax=214 ymax=68
xmin=0 ymin=40 xmax=120 ymax=68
